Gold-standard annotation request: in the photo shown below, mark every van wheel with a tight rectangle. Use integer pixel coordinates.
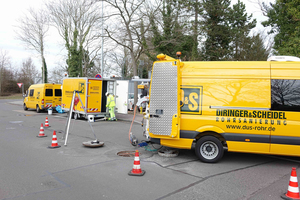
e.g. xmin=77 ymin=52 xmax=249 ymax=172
xmin=23 ymin=103 xmax=28 ymax=111
xmin=74 ymin=113 xmax=78 ymax=120
xmin=195 ymin=136 xmax=224 ymax=163
xmin=36 ymin=105 xmax=41 ymax=113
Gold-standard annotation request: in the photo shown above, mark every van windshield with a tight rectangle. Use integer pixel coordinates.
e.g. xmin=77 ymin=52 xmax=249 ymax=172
xmin=45 ymin=89 xmax=53 ymax=96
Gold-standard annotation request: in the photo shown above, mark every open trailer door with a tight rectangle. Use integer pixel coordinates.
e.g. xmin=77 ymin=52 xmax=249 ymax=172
xmin=148 ymin=60 xmax=181 ymax=138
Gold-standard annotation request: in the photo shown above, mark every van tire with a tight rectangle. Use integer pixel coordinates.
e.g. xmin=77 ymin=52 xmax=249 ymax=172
xmin=23 ymin=103 xmax=28 ymax=111
xmin=36 ymin=105 xmax=41 ymax=113
xmin=195 ymin=136 xmax=224 ymax=163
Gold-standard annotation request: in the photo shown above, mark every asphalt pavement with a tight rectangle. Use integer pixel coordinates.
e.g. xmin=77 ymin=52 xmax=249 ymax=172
xmin=2 ymin=99 xmax=300 ymax=200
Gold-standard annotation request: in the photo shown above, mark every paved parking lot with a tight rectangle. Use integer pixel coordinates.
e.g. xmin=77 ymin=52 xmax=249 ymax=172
xmin=1 ymin=100 xmax=300 ymax=200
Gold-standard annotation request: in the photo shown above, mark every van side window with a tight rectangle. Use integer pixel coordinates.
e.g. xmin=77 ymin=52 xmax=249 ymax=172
xmin=55 ymin=89 xmax=62 ymax=97
xmin=271 ymin=79 xmax=300 ymax=112
xmin=45 ymin=89 xmax=53 ymax=96
xmin=29 ymin=89 xmax=34 ymax=97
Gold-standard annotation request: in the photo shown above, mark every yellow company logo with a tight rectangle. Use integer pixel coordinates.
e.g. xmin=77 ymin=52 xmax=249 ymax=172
xmin=78 ymin=82 xmax=85 ymax=94
xmin=180 ymin=86 xmax=202 ymax=114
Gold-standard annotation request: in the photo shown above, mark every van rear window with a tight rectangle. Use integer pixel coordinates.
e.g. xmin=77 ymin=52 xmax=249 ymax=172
xmin=55 ymin=89 xmax=62 ymax=97
xmin=45 ymin=89 xmax=53 ymax=96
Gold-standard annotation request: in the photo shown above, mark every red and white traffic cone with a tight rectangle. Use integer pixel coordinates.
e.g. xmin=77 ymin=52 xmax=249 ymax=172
xmin=45 ymin=117 xmax=50 ymax=127
xmin=282 ymin=167 xmax=300 ymax=200
xmin=128 ymin=150 xmax=145 ymax=176
xmin=37 ymin=123 xmax=47 ymax=137
xmin=48 ymin=131 xmax=61 ymax=148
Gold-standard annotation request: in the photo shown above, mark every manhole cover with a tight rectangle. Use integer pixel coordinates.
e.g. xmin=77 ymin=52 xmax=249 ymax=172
xmin=117 ymin=151 xmax=138 ymax=157
xmin=158 ymin=149 xmax=179 ymax=157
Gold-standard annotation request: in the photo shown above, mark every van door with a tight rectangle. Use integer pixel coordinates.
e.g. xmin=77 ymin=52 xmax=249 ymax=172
xmin=115 ymin=80 xmax=129 ymax=114
xmin=28 ymin=89 xmax=35 ymax=108
xmin=87 ymin=79 xmax=102 ymax=113
xmin=149 ymin=61 xmax=181 ymax=138
xmin=53 ymin=87 xmax=62 ymax=107
xmin=270 ymin=78 xmax=300 ymax=156
xmin=44 ymin=86 xmax=53 ymax=109
xmin=270 ymin=62 xmax=300 ymax=156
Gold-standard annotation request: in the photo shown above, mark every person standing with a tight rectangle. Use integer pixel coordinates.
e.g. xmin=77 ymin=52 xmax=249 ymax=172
xmin=106 ymin=92 xmax=116 ymax=121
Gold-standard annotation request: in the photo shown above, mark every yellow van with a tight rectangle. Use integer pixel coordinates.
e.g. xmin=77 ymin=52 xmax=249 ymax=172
xmin=144 ymin=54 xmax=300 ymax=163
xmin=23 ymin=83 xmax=62 ymax=113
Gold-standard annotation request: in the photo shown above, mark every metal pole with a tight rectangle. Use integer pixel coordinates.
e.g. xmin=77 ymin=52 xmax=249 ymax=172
xmin=101 ymin=0 xmax=104 ymax=77
xmin=63 ymin=91 xmax=76 ymax=145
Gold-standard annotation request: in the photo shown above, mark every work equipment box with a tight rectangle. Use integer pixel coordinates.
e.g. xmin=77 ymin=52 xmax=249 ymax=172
xmin=61 ymin=77 xmax=116 ymax=119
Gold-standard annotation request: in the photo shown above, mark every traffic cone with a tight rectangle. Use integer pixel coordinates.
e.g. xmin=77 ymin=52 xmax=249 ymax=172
xmin=128 ymin=150 xmax=145 ymax=176
xmin=45 ymin=117 xmax=50 ymax=127
xmin=48 ymin=131 xmax=61 ymax=148
xmin=37 ymin=123 xmax=47 ymax=137
xmin=282 ymin=167 xmax=300 ymax=200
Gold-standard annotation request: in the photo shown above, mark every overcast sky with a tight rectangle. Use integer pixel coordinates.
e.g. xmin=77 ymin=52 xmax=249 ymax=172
xmin=0 ymin=0 xmax=274 ymax=74
xmin=0 ymin=0 xmax=63 ymax=72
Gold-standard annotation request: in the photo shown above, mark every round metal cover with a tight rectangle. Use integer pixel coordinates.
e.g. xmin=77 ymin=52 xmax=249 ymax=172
xmin=158 ymin=149 xmax=179 ymax=157
xmin=82 ymin=141 xmax=104 ymax=148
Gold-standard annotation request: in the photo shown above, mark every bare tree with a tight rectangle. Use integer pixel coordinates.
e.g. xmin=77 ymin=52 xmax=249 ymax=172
xmin=0 ymin=49 xmax=11 ymax=95
xmin=102 ymin=0 xmax=160 ymax=105
xmin=15 ymin=7 xmax=49 ymax=83
xmin=17 ymin=58 xmax=40 ymax=90
xmin=47 ymin=0 xmax=104 ymax=77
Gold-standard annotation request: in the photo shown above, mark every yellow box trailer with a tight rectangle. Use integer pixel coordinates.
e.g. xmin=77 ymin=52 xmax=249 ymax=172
xmin=144 ymin=54 xmax=300 ymax=163
xmin=62 ymin=77 xmax=116 ymax=119
xmin=23 ymin=83 xmax=62 ymax=113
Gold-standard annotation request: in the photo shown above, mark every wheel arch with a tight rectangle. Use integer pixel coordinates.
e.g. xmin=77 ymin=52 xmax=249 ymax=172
xmin=195 ymin=131 xmax=227 ymax=148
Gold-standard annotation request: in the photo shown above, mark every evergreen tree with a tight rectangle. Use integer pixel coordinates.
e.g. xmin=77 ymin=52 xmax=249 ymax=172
xmin=150 ymin=0 xmax=194 ymax=60
xmin=202 ymin=0 xmax=231 ymax=61
xmin=245 ymin=34 xmax=270 ymax=61
xmin=229 ymin=0 xmax=256 ymax=60
xmin=179 ymin=0 xmax=203 ymax=60
xmin=262 ymin=0 xmax=300 ymax=57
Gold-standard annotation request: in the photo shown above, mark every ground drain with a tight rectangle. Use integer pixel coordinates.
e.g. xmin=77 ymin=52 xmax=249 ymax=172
xmin=117 ymin=151 xmax=138 ymax=157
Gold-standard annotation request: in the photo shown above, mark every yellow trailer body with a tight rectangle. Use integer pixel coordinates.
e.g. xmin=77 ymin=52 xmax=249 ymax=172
xmin=62 ymin=77 xmax=116 ymax=119
xmin=62 ymin=78 xmax=102 ymax=114
xmin=147 ymin=54 xmax=300 ymax=162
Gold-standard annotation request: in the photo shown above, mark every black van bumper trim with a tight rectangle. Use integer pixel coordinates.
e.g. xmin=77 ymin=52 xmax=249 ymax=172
xmin=221 ymin=133 xmax=300 ymax=145
xmin=180 ymin=131 xmax=300 ymax=146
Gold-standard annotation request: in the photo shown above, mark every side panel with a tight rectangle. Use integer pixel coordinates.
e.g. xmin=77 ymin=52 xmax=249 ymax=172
xmin=87 ymin=79 xmax=102 ymax=113
xmin=62 ymin=78 xmax=86 ymax=112
xmin=180 ymin=61 xmax=271 ymax=154
xmin=149 ymin=61 xmax=180 ymax=138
